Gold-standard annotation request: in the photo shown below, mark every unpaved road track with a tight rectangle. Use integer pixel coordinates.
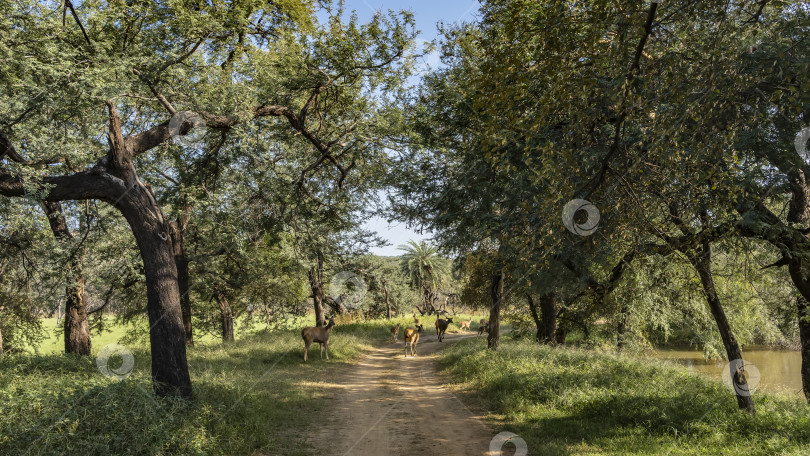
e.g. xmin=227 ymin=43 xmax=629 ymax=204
xmin=313 ymin=332 xmax=497 ymax=456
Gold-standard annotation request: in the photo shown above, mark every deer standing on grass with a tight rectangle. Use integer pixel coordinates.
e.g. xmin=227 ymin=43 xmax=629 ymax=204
xmin=478 ymin=319 xmax=489 ymax=337
xmin=404 ymin=324 xmax=423 ymax=357
xmin=459 ymin=318 xmax=473 ymax=332
xmin=302 ymin=317 xmax=335 ymax=362
xmin=413 ymin=314 xmax=422 ymax=326
xmin=390 ymin=323 xmax=401 ymax=342
xmin=435 ymin=317 xmax=453 ymax=342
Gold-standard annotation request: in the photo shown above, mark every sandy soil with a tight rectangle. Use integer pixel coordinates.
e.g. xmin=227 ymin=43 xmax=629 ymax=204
xmin=312 ymin=331 xmax=498 ymax=456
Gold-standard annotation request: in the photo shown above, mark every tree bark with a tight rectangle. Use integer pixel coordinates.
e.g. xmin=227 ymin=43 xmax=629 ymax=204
xmin=324 ymin=295 xmax=348 ymax=315
xmin=168 ymin=218 xmax=193 ymax=346
xmin=0 ymin=105 xmax=199 ymax=398
xmin=786 ymin=262 xmax=810 ymax=402
xmin=555 ymin=326 xmax=567 ymax=345
xmin=797 ymin=295 xmax=810 ymax=402
xmin=616 ymin=302 xmax=630 ymax=351
xmin=215 ymin=288 xmax=234 ymax=342
xmin=527 ymin=294 xmax=542 ymax=343
xmin=487 ymin=272 xmax=503 ymax=349
xmin=737 ymin=135 xmax=810 ymax=402
xmin=117 ymin=183 xmax=192 ymax=397
xmin=539 ymin=293 xmax=558 ymax=344
xmin=308 ymin=253 xmax=326 ymax=327
xmin=690 ymin=240 xmax=755 ymax=413
xmin=382 ymin=280 xmax=391 ymax=320
xmin=55 ymin=299 xmax=63 ymax=326
xmin=42 ymin=201 xmax=91 ymax=356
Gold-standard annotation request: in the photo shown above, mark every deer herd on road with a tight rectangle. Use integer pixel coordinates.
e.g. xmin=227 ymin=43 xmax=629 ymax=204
xmin=301 ymin=313 xmax=491 ymax=361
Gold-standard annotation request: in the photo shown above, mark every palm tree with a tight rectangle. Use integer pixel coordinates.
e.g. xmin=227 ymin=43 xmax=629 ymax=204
xmin=398 ymin=240 xmax=449 ymax=315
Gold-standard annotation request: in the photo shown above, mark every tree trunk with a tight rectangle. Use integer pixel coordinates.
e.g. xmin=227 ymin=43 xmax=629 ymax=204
xmin=690 ymin=241 xmax=754 ymax=413
xmin=796 ymin=296 xmax=810 ymax=402
xmin=527 ymin=294 xmax=543 ymax=343
xmin=117 ymin=183 xmax=191 ymax=398
xmin=308 ymin=253 xmax=326 ymax=327
xmin=778 ymin=152 xmax=810 ymax=403
xmin=487 ymin=272 xmax=503 ymax=349
xmin=42 ymin=201 xmax=91 ymax=356
xmin=422 ymin=287 xmax=437 ymax=315
xmin=0 ymin=103 xmax=192 ymax=397
xmin=786 ymin=262 xmax=810 ymax=402
xmin=539 ymin=293 xmax=557 ymax=344
xmin=55 ymin=299 xmax=63 ymax=326
xmin=616 ymin=302 xmax=630 ymax=351
xmin=169 ymin=219 xmax=193 ymax=346
xmin=383 ymin=280 xmax=391 ymax=320
xmin=324 ymin=295 xmax=348 ymax=315
xmin=555 ymin=325 xmax=568 ymax=345
xmin=215 ymin=288 xmax=235 ymax=342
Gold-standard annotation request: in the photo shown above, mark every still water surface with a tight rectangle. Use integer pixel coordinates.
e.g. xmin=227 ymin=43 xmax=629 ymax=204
xmin=652 ymin=348 xmax=802 ymax=396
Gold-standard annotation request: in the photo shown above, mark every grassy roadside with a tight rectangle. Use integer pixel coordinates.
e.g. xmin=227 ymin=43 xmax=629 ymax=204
xmin=0 ymin=317 xmax=408 ymax=455
xmin=29 ymin=316 xmax=311 ymax=354
xmin=438 ymin=338 xmax=810 ymax=455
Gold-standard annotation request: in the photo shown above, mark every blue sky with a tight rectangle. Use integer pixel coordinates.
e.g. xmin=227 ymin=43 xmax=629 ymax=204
xmin=331 ymin=0 xmax=479 ymax=39
xmin=324 ymin=0 xmax=481 ymax=256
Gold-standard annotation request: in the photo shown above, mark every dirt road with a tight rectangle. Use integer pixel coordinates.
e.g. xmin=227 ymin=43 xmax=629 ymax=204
xmin=313 ymin=332 xmax=497 ymax=456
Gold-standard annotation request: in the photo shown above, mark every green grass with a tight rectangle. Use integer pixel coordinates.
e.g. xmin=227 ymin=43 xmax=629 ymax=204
xmin=0 ymin=316 xmax=405 ymax=455
xmin=439 ymin=338 xmax=810 ymax=455
xmin=30 ymin=316 xmax=312 ymax=355
xmin=32 ymin=318 xmax=136 ymax=355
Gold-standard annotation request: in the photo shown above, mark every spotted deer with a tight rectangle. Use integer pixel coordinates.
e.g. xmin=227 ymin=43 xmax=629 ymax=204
xmin=404 ymin=324 xmax=423 ymax=357
xmin=301 ymin=317 xmax=335 ymax=362
xmin=478 ymin=319 xmax=489 ymax=337
xmin=435 ymin=317 xmax=453 ymax=342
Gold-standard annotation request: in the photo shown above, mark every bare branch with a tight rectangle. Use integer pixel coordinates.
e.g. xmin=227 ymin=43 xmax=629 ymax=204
xmin=132 ymin=69 xmax=177 ymax=116
xmin=65 ymin=0 xmax=92 ymax=46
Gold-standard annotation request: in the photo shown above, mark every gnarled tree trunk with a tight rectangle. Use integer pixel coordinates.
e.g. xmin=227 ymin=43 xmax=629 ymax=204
xmin=616 ymin=302 xmax=630 ymax=351
xmin=690 ymin=240 xmax=754 ymax=413
xmin=308 ymin=253 xmax=326 ymax=327
xmin=787 ymin=264 xmax=810 ymax=401
xmin=42 ymin=201 xmax=91 ymax=356
xmin=797 ymin=295 xmax=810 ymax=401
xmin=214 ymin=288 xmax=234 ymax=342
xmin=0 ymin=104 xmax=203 ymax=398
xmin=382 ymin=280 xmax=391 ymax=320
xmin=487 ymin=272 xmax=503 ymax=349
xmin=539 ymin=293 xmax=558 ymax=344
xmin=117 ymin=182 xmax=191 ymax=397
xmin=169 ymin=218 xmax=193 ymax=346
xmin=527 ymin=294 xmax=542 ymax=343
